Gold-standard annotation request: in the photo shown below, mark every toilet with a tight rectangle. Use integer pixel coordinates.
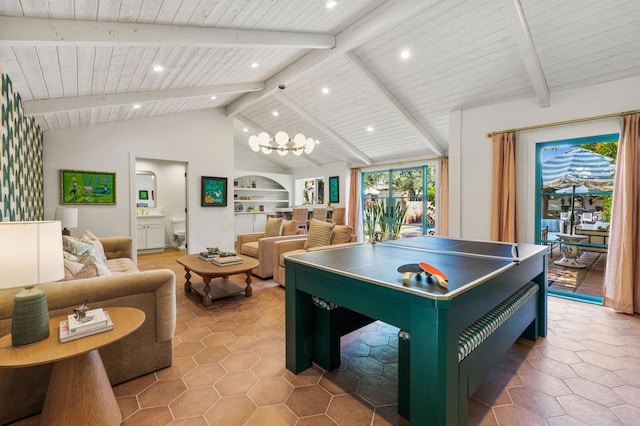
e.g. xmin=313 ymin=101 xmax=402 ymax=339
xmin=171 ymin=219 xmax=186 ymax=250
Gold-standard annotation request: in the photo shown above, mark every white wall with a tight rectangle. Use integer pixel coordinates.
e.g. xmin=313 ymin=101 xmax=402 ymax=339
xmin=44 ymin=108 xmax=234 ymax=254
xmin=454 ymin=75 xmax=639 ymax=243
xmin=136 ymin=158 xmax=187 ymax=248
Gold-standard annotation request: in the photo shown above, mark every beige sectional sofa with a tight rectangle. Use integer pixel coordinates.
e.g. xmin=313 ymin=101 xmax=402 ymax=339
xmin=273 ymin=224 xmax=359 ymax=286
xmin=236 ymin=219 xmax=306 ymax=279
xmin=0 ymin=237 xmax=176 ymax=425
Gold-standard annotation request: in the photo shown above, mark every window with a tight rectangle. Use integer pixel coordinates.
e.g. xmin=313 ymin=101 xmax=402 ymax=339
xmin=361 ymin=165 xmax=436 ymax=241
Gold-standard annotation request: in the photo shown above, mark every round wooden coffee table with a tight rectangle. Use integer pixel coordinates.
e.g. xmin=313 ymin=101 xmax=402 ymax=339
xmin=0 ymin=307 xmax=144 ymax=426
xmin=177 ymin=254 xmax=259 ymax=306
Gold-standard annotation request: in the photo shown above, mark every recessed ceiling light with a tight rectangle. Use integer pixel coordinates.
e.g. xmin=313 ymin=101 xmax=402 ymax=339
xmin=321 ymin=87 xmax=330 ymax=95
xmin=243 ymin=128 xmax=248 ymax=132
xmin=152 ymin=65 xmax=164 ymax=72
xmin=133 ymin=104 xmax=142 ymax=109
xmin=272 ymin=111 xmax=279 ymax=117
xmin=316 ymin=139 xmax=320 ymax=144
xmin=326 ymin=1 xmax=338 ymax=9
xmin=210 ymin=96 xmax=217 ymax=100
xmin=400 ymin=49 xmax=410 ymax=59
xmin=366 ymin=126 xmax=374 ymax=132
xmin=251 ymin=62 xmax=259 ymax=68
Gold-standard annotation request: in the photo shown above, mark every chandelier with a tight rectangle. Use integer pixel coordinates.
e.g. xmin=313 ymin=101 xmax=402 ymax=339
xmin=248 ymin=131 xmax=316 ymax=156
xmin=247 ymin=84 xmax=316 ymax=156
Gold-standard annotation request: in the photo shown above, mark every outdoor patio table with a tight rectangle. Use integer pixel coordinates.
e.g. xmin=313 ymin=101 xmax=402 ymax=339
xmin=554 ymin=233 xmax=588 ymax=268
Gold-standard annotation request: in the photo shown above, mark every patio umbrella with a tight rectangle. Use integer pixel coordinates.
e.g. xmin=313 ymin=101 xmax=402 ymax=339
xmin=542 ymin=147 xmax=615 ymax=232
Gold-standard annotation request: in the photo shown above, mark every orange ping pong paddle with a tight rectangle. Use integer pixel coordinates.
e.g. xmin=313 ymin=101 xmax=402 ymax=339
xmin=419 ymin=262 xmax=448 ymax=288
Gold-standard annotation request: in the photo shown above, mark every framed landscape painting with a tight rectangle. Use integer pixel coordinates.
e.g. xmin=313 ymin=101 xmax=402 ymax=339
xmin=329 ymin=176 xmax=339 ymax=203
xmin=202 ymin=176 xmax=227 ymax=207
xmin=60 ymin=170 xmax=116 ymax=205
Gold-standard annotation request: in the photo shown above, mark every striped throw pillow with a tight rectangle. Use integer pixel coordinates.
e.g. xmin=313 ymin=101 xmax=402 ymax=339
xmin=304 ymin=219 xmax=335 ymax=249
xmin=264 ymin=217 xmax=283 ymax=237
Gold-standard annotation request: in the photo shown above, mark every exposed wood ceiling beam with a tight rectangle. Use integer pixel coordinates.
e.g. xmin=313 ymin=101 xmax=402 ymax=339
xmin=226 ymin=0 xmax=440 ymax=116
xmin=23 ymin=82 xmax=265 ymax=115
xmin=273 ymin=91 xmax=372 ymax=165
xmin=498 ymin=0 xmax=550 ymax=107
xmin=344 ymin=51 xmax=444 ymax=157
xmin=0 ymin=16 xmax=335 ymax=49
xmin=235 ymin=115 xmax=322 ymax=169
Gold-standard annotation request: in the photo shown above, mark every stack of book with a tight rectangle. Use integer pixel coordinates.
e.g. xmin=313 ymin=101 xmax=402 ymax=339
xmin=198 ymin=251 xmax=215 ymax=261
xmin=211 ymin=254 xmax=243 ymax=266
xmin=59 ymin=308 xmax=114 ymax=343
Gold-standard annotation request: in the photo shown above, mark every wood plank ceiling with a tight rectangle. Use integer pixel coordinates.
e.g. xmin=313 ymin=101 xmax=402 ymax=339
xmin=1 ymin=0 xmax=640 ymax=170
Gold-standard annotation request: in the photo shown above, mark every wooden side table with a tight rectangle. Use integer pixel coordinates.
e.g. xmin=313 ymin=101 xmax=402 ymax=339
xmin=0 ymin=307 xmax=145 ymax=426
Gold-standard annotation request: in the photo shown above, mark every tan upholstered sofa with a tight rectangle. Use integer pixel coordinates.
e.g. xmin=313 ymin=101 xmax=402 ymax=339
xmin=0 ymin=237 xmax=176 ymax=425
xmin=273 ymin=224 xmax=359 ymax=286
xmin=236 ymin=219 xmax=306 ymax=279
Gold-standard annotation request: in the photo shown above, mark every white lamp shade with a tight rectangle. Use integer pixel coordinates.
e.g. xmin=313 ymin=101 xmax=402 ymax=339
xmin=304 ymin=138 xmax=316 ymax=154
xmin=0 ymin=221 xmax=64 ymax=288
xmin=293 ymin=134 xmax=307 ymax=148
xmin=274 ymin=131 xmax=289 ymax=146
xmin=248 ymin=135 xmax=260 ymax=152
xmin=54 ymin=207 xmax=78 ymax=229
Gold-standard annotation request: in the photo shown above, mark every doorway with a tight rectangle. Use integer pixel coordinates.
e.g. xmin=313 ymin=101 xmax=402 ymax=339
xmin=133 ymin=157 xmax=188 ymax=254
xmin=535 ymin=133 xmax=618 ymax=303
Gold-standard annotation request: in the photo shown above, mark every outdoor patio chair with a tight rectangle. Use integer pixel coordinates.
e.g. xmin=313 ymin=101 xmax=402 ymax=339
xmin=541 ymin=225 xmax=559 ymax=259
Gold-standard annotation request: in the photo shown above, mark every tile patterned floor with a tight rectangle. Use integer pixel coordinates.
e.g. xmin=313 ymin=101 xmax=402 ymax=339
xmin=15 ymin=249 xmax=640 ymax=425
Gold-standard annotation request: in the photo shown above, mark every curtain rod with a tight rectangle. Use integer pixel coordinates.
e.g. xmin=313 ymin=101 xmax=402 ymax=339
xmin=356 ymin=156 xmax=447 ymax=171
xmin=485 ymin=109 xmax=640 ymax=138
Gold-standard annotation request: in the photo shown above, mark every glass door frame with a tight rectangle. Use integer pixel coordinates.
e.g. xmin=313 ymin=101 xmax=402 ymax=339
xmin=535 ymin=133 xmax=618 ymax=304
xmin=361 ymin=164 xmax=436 ymax=241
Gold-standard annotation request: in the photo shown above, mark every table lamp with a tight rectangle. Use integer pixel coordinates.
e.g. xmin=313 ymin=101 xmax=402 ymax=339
xmin=0 ymin=221 xmax=64 ymax=346
xmin=54 ymin=207 xmax=78 ymax=236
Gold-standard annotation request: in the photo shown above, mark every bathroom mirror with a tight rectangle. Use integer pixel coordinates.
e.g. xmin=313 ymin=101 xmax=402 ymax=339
xmin=136 ymin=170 xmax=157 ymax=208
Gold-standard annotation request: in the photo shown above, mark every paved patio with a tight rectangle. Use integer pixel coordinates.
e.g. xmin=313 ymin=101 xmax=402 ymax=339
xmin=547 ymin=246 xmax=607 ymax=299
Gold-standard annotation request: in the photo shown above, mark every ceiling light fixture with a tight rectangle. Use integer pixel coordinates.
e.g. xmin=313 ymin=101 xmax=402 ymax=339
xmin=400 ymin=49 xmax=410 ymax=59
xmin=248 ymin=85 xmax=316 ymax=157
xmin=152 ymin=65 xmax=164 ymax=72
xmin=251 ymin=62 xmax=259 ymax=68
xmin=210 ymin=96 xmax=217 ymax=100
xmin=367 ymin=126 xmax=374 ymax=132
xmin=133 ymin=104 xmax=142 ymax=109
xmin=326 ymin=1 xmax=338 ymax=9
xmin=322 ymin=87 xmax=330 ymax=95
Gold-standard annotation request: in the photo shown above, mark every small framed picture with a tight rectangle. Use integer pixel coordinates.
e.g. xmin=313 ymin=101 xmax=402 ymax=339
xmin=60 ymin=169 xmax=116 ymax=205
xmin=138 ymin=190 xmax=149 ymax=200
xmin=201 ymin=176 xmax=227 ymax=207
xmin=329 ymin=176 xmax=339 ymax=203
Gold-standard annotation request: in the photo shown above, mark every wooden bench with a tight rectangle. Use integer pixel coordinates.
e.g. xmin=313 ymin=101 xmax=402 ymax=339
xmin=312 ymin=280 xmax=541 ymax=424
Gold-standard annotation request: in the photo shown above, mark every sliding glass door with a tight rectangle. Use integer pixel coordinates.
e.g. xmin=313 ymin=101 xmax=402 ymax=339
xmin=361 ymin=165 xmax=436 ymax=242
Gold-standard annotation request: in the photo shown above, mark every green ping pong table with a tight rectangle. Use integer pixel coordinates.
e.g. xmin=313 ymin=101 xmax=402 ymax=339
xmin=285 ymin=236 xmax=547 ymax=425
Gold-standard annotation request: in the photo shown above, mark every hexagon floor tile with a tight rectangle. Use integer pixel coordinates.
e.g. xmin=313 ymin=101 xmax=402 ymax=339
xmin=14 ymin=249 xmax=640 ymax=425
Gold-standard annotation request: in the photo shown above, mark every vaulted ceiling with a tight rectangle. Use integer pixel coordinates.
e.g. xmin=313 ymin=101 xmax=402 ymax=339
xmin=1 ymin=0 xmax=639 ymax=170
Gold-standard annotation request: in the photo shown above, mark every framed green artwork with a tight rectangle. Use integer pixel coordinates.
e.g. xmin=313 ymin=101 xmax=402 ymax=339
xmin=329 ymin=176 xmax=339 ymax=203
xmin=138 ymin=190 xmax=149 ymax=200
xmin=201 ymin=176 xmax=227 ymax=207
xmin=60 ymin=170 xmax=116 ymax=205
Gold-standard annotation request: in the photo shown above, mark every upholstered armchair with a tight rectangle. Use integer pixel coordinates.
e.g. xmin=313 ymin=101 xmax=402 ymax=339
xmin=273 ymin=220 xmax=359 ymax=286
xmin=236 ymin=218 xmax=306 ymax=279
